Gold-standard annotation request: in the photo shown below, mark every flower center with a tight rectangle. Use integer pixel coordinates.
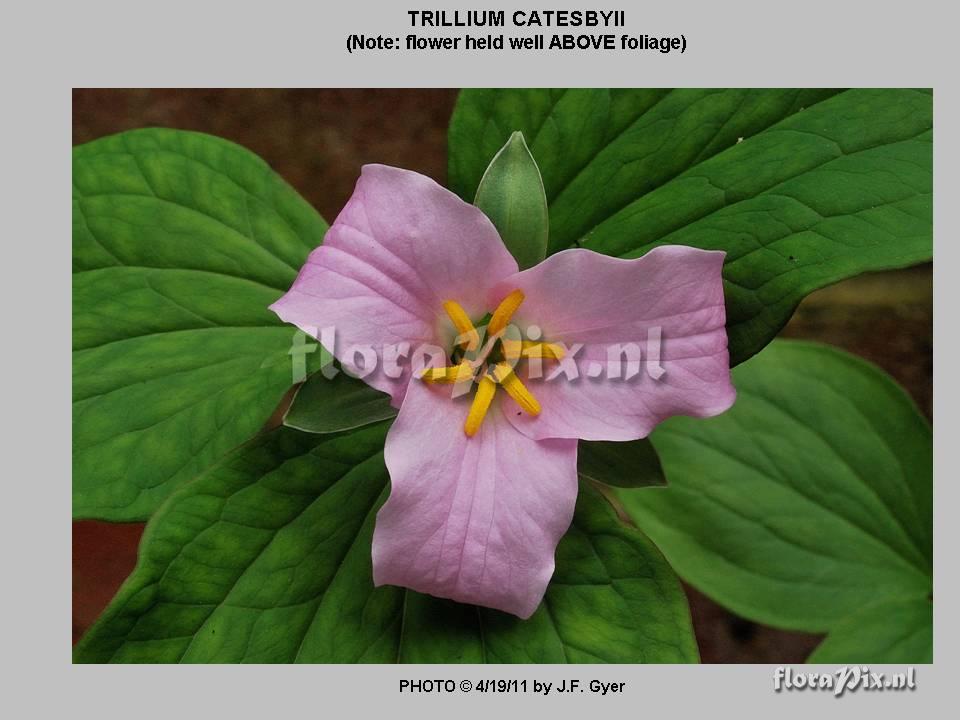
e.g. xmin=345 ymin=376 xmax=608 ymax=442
xmin=420 ymin=289 xmax=565 ymax=437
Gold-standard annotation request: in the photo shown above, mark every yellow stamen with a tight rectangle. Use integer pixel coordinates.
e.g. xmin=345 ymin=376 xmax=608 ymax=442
xmin=443 ymin=300 xmax=480 ymax=350
xmin=487 ymin=289 xmax=525 ymax=337
xmin=521 ymin=341 xmax=565 ymax=360
xmin=464 ymin=375 xmax=497 ymax=436
xmin=421 ymin=362 xmax=474 ymax=384
xmin=502 ymin=340 xmax=564 ymax=362
xmin=502 ymin=337 xmax=523 ymax=361
xmin=492 ymin=362 xmax=541 ymax=416
xmin=441 ymin=293 xmax=550 ymax=436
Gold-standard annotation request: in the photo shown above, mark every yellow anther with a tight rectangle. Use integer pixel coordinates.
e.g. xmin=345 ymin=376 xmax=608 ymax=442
xmin=487 ymin=289 xmax=525 ymax=337
xmin=442 ymin=291 xmax=548 ymax=436
xmin=421 ymin=362 xmax=474 ymax=384
xmin=521 ymin=341 xmax=565 ymax=360
xmin=443 ymin=300 xmax=480 ymax=350
xmin=464 ymin=374 xmax=497 ymax=437
xmin=492 ymin=362 xmax=541 ymax=416
xmin=502 ymin=337 xmax=523 ymax=361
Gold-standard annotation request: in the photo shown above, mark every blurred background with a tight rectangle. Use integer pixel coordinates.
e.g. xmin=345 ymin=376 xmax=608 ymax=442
xmin=72 ymin=89 xmax=932 ymax=662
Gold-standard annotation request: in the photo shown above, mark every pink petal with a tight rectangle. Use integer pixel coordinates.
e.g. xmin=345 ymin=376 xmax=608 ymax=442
xmin=490 ymin=246 xmax=736 ymax=441
xmin=373 ymin=378 xmax=578 ymax=618
xmin=270 ymin=165 xmax=518 ymax=406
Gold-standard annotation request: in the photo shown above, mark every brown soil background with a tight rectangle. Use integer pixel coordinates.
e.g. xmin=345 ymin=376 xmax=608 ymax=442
xmin=72 ymin=89 xmax=932 ymax=662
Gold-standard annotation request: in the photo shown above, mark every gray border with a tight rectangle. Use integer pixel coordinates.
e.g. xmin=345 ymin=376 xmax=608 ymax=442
xmin=12 ymin=0 xmax=950 ymax=716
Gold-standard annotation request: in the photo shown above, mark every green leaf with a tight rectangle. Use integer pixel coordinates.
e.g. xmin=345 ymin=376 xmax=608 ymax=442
xmin=617 ymin=340 xmax=932 ymax=637
xmin=449 ymin=89 xmax=932 ymax=364
xmin=473 ymin=131 xmax=548 ymax=269
xmin=74 ymin=425 xmax=697 ymax=663
xmin=283 ymin=370 xmax=397 ymax=434
xmin=578 ymin=439 xmax=666 ymax=488
xmin=808 ymin=596 xmax=932 ymax=664
xmin=73 ymin=129 xmax=326 ymax=521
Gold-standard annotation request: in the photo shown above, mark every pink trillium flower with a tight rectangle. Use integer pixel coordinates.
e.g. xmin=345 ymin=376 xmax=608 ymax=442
xmin=270 ymin=165 xmax=735 ymax=618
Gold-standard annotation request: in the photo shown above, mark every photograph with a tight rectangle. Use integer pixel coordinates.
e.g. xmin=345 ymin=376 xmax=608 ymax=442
xmin=71 ymin=87 xmax=932 ymax=666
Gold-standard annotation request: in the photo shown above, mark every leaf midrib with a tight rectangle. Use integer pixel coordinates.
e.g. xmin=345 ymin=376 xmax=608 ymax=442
xmin=655 ymin=426 xmax=929 ymax=585
xmin=608 ymin=127 xmax=931 ymax=261
xmin=94 ymin=442 xmax=386 ymax=663
xmin=72 ymin=324 xmax=291 ymax=356
xmin=76 ymin=192 xmax=299 ymax=279
xmin=551 ymin=89 xmax=838 ymax=243
xmin=735 ymin=383 xmax=929 ymax=568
